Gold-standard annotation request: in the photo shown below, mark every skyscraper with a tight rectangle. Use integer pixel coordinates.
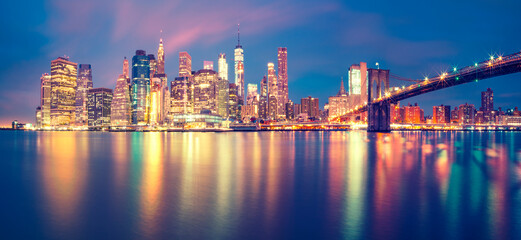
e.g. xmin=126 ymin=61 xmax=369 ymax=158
xmin=218 ymin=53 xmax=228 ymax=81
xmin=171 ymin=76 xmax=194 ymax=115
xmin=247 ymin=83 xmax=258 ymax=105
xmin=50 ymin=56 xmax=78 ymax=127
xmin=328 ymin=78 xmax=349 ymax=118
xmin=267 ymin=62 xmax=278 ymax=119
xmin=234 ymin=24 xmax=245 ymax=103
xmin=348 ymin=62 xmax=367 ymax=107
xmin=157 ymin=38 xmax=165 ymax=74
xmin=228 ymin=83 xmax=239 ymax=119
xmin=131 ymin=50 xmax=150 ymax=125
xmin=111 ymin=73 xmax=131 ymax=126
xmin=87 ymin=88 xmax=113 ymax=128
xmin=75 ymin=64 xmax=93 ymax=126
xmin=277 ymin=47 xmax=288 ymax=117
xmin=193 ymin=69 xmax=219 ymax=114
xmin=179 ymin=52 xmax=192 ymax=77
xmin=481 ymin=88 xmax=494 ymax=123
xmin=259 ymin=76 xmax=268 ymax=120
xmin=433 ymin=105 xmax=451 ymax=124
xmin=40 ymin=73 xmax=51 ymax=128
xmin=123 ymin=57 xmax=129 ymax=78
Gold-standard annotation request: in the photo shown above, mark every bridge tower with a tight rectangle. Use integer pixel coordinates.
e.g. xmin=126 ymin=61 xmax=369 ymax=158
xmin=367 ymin=69 xmax=391 ymax=132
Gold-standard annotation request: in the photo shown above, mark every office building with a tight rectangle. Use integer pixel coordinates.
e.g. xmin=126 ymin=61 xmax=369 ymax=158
xmin=228 ymin=83 xmax=239 ymax=120
xmin=234 ymin=25 xmax=245 ymax=103
xmin=75 ymin=64 xmax=93 ymax=126
xmin=458 ymin=103 xmax=476 ymax=124
xmin=131 ymin=50 xmax=150 ymax=125
xmin=87 ymin=88 xmax=113 ymax=128
xmin=348 ymin=62 xmax=367 ymax=107
xmin=277 ymin=47 xmax=288 ymax=117
xmin=193 ymin=69 xmax=219 ymax=114
xmin=259 ymin=76 xmax=268 ymax=120
xmin=50 ymin=56 xmax=78 ymax=127
xmin=301 ymin=96 xmax=319 ymax=119
xmin=328 ymin=78 xmax=349 ymax=118
xmin=179 ymin=52 xmax=192 ymax=77
xmin=204 ymin=61 xmax=214 ymax=70
xmin=40 ymin=73 xmax=51 ymax=127
xmin=433 ymin=105 xmax=451 ymax=124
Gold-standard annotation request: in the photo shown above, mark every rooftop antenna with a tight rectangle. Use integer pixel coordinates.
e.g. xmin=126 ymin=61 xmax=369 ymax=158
xmin=237 ymin=23 xmax=241 ymax=48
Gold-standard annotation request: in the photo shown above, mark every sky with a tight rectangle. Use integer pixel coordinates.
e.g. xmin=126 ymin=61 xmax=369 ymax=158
xmin=1 ymin=0 xmax=521 ymax=126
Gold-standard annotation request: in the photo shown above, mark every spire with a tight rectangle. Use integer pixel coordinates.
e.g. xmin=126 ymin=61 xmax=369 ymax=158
xmin=159 ymin=29 xmax=163 ymax=44
xmin=236 ymin=23 xmax=242 ymax=48
xmin=337 ymin=77 xmax=347 ymax=96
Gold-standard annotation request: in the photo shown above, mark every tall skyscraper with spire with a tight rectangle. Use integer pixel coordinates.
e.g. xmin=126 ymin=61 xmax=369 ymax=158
xmin=277 ymin=47 xmax=288 ymax=119
xmin=111 ymin=58 xmax=131 ymax=126
xmin=154 ymin=36 xmax=168 ymax=124
xmin=157 ymin=35 xmax=165 ymax=74
xmin=234 ymin=24 xmax=244 ymax=104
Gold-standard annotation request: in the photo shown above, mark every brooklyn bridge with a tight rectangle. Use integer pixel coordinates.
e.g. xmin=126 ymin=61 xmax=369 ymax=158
xmin=334 ymin=51 xmax=521 ymax=132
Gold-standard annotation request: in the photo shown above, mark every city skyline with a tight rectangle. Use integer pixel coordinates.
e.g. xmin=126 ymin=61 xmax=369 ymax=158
xmin=2 ymin=0 xmax=521 ymax=126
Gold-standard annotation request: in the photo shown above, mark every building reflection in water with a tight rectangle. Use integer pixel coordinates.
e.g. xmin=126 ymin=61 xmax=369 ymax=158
xmin=30 ymin=131 xmax=521 ymax=239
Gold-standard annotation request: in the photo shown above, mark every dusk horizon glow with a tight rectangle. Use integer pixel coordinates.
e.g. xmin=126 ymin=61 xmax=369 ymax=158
xmin=2 ymin=0 xmax=521 ymax=126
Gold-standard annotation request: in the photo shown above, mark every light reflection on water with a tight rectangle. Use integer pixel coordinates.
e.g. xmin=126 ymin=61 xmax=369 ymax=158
xmin=1 ymin=131 xmax=521 ymax=239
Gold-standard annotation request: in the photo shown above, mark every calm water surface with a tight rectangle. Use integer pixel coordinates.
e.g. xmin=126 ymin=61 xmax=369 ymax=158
xmin=1 ymin=130 xmax=521 ymax=239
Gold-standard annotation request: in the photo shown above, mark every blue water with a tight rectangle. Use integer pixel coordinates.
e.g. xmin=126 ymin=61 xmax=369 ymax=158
xmin=1 ymin=130 xmax=521 ymax=239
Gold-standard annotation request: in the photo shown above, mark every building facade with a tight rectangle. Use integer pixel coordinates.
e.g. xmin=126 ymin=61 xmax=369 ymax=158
xmin=50 ymin=56 xmax=78 ymax=127
xmin=301 ymin=96 xmax=319 ymax=119
xmin=131 ymin=50 xmax=151 ymax=125
xmin=277 ymin=47 xmax=288 ymax=118
xmin=40 ymin=73 xmax=51 ymax=128
xmin=111 ymin=73 xmax=131 ymax=126
xmin=88 ymin=88 xmax=113 ymax=128
xmin=328 ymin=78 xmax=349 ymax=118
xmin=75 ymin=64 xmax=93 ymax=126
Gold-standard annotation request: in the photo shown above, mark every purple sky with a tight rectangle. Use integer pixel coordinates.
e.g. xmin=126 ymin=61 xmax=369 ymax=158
xmin=1 ymin=0 xmax=521 ymax=125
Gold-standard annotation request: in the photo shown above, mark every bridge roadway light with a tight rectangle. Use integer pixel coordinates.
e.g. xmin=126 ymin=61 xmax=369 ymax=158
xmin=453 ymin=67 xmax=457 ymax=72
xmin=475 ymin=63 xmax=478 ymax=67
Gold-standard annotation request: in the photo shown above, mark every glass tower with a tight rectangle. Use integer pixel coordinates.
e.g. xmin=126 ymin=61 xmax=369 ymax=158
xmin=131 ymin=50 xmax=150 ymax=125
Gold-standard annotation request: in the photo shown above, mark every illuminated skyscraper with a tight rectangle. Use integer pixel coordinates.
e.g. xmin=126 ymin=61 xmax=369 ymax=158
xmin=204 ymin=61 xmax=214 ymax=70
xmin=123 ymin=57 xmax=129 ymax=78
xmin=171 ymin=76 xmax=194 ymax=115
xmin=234 ymin=24 xmax=245 ymax=103
xmin=75 ymin=64 xmax=93 ymax=126
xmin=433 ymin=105 xmax=451 ymax=124
xmin=87 ymin=88 xmax=113 ymax=128
xmin=148 ymin=54 xmax=157 ymax=77
xmin=193 ymin=69 xmax=219 ymax=114
xmin=149 ymin=77 xmax=162 ymax=125
xmin=228 ymin=83 xmax=239 ymax=119
xmin=179 ymin=52 xmax=192 ymax=77
xmin=481 ymin=88 xmax=494 ymax=123
xmin=348 ymin=62 xmax=367 ymax=107
xmin=247 ymin=83 xmax=258 ymax=105
xmin=218 ymin=78 xmax=229 ymax=118
xmin=157 ymin=37 xmax=165 ymax=74
xmin=40 ymin=73 xmax=51 ymax=127
xmin=218 ymin=53 xmax=228 ymax=81
xmin=277 ymin=47 xmax=288 ymax=117
xmin=267 ymin=62 xmax=278 ymax=119
xmin=50 ymin=56 xmax=78 ymax=127
xmin=328 ymin=78 xmax=349 ymax=118
xmin=111 ymin=73 xmax=131 ymax=126
xmin=259 ymin=76 xmax=268 ymax=120
xmin=131 ymin=50 xmax=150 ymax=125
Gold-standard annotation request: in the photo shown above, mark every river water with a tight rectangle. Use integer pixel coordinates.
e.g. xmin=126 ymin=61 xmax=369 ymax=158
xmin=1 ymin=130 xmax=521 ymax=239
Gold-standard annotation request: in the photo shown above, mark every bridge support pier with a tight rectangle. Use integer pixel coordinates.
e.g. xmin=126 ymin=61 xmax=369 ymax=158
xmin=367 ymin=101 xmax=391 ymax=132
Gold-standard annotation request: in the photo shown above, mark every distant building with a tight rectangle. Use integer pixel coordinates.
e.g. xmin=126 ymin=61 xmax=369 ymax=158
xmin=228 ymin=83 xmax=239 ymax=120
xmin=277 ymin=47 xmax=288 ymax=118
xmin=458 ymin=103 xmax=476 ymax=124
xmin=179 ymin=52 xmax=192 ymax=77
xmin=286 ymin=100 xmax=295 ymax=120
xmin=203 ymin=61 xmax=214 ymax=70
xmin=348 ymin=62 xmax=367 ymax=108
xmin=481 ymin=88 xmax=494 ymax=123
xmin=301 ymin=96 xmax=319 ymax=119
xmin=131 ymin=50 xmax=151 ymax=125
xmin=433 ymin=105 xmax=450 ymax=124
xmin=75 ymin=64 xmax=93 ymax=126
xmin=50 ymin=56 xmax=78 ymax=127
xmin=451 ymin=107 xmax=459 ymax=123
xmin=391 ymin=102 xmax=404 ymax=123
xmin=259 ymin=76 xmax=268 ymax=120
xmin=88 ymin=88 xmax=113 ymax=128
xmin=267 ymin=63 xmax=278 ymax=119
xmin=294 ymin=103 xmax=302 ymax=116
xmin=234 ymin=25 xmax=245 ymax=104
xmin=171 ymin=76 xmax=194 ymax=115
xmin=111 ymin=73 xmax=131 ymax=126
xmin=40 ymin=73 xmax=51 ymax=128
xmin=193 ymin=69 xmax=219 ymax=114
xmin=218 ymin=53 xmax=228 ymax=81
xmin=328 ymin=78 xmax=349 ymax=118
xmin=404 ymin=103 xmax=424 ymax=123
xmin=217 ymin=77 xmax=229 ymax=118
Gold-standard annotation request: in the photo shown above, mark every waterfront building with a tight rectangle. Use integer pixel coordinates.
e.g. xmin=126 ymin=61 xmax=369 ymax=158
xmin=35 ymin=107 xmax=42 ymax=128
xmin=277 ymin=47 xmax=288 ymax=118
xmin=433 ymin=105 xmax=451 ymax=124
xmin=179 ymin=52 xmax=192 ymax=77
xmin=217 ymin=77 xmax=229 ymax=118
xmin=294 ymin=103 xmax=302 ymax=116
xmin=259 ymin=76 xmax=268 ymax=120
xmin=75 ymin=64 xmax=93 ymax=127
xmin=171 ymin=76 xmax=194 ymax=115
xmin=391 ymin=103 xmax=404 ymax=123
xmin=50 ymin=56 xmax=78 ymax=127
xmin=234 ymin=25 xmax=245 ymax=103
xmin=87 ymin=88 xmax=113 ymax=128
xmin=348 ymin=62 xmax=367 ymax=108
xmin=193 ymin=69 xmax=219 ymax=114
xmin=481 ymin=88 xmax=494 ymax=123
xmin=404 ymin=103 xmax=424 ymax=123
xmin=131 ymin=50 xmax=150 ymax=125
xmin=328 ymin=78 xmax=349 ymax=118
xmin=228 ymin=83 xmax=239 ymax=120
xmin=111 ymin=72 xmax=131 ymax=126
xmin=458 ymin=103 xmax=476 ymax=124
xmin=301 ymin=96 xmax=319 ymax=119
xmin=40 ymin=73 xmax=51 ymax=127
xmin=204 ymin=61 xmax=214 ymax=70
xmin=241 ymin=105 xmax=258 ymax=122
xmin=451 ymin=107 xmax=459 ymax=123
xmin=286 ymin=100 xmax=295 ymax=120
xmin=267 ymin=62 xmax=278 ymax=119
